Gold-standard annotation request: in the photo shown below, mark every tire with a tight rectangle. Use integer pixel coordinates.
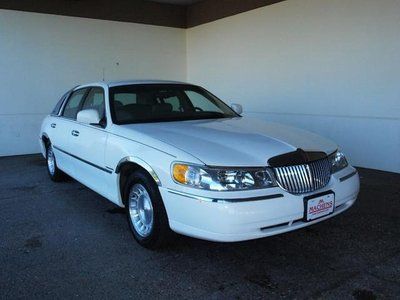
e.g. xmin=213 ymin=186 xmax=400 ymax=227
xmin=46 ymin=143 xmax=65 ymax=182
xmin=124 ymin=170 xmax=172 ymax=249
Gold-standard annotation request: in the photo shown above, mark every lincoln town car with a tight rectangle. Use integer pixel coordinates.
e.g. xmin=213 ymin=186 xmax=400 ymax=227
xmin=39 ymin=81 xmax=360 ymax=248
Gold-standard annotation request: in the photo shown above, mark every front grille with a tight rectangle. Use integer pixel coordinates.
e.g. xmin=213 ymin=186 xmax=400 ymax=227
xmin=273 ymin=158 xmax=331 ymax=195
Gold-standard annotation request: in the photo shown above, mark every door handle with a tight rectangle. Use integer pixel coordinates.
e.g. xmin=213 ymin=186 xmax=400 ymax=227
xmin=71 ymin=130 xmax=80 ymax=137
xmin=51 ymin=123 xmax=56 ymax=128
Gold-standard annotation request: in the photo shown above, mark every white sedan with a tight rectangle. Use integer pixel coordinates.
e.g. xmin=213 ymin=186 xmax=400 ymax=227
xmin=40 ymin=80 xmax=360 ymax=248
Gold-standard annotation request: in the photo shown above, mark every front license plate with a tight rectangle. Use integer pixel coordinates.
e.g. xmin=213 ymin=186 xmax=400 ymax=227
xmin=304 ymin=193 xmax=335 ymax=221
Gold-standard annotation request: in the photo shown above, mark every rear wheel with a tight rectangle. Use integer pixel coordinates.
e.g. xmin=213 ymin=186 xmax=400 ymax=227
xmin=124 ymin=170 xmax=171 ymax=249
xmin=46 ymin=143 xmax=65 ymax=182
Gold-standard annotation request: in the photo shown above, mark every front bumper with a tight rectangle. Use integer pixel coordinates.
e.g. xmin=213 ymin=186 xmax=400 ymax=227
xmin=160 ymin=166 xmax=360 ymax=242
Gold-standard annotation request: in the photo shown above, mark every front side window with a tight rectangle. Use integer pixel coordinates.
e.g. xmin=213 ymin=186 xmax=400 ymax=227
xmin=162 ymin=95 xmax=181 ymax=112
xmin=62 ymin=89 xmax=88 ymax=120
xmin=184 ymin=90 xmax=222 ymax=112
xmin=109 ymin=84 xmax=238 ymax=124
xmin=81 ymin=87 xmax=105 ymax=119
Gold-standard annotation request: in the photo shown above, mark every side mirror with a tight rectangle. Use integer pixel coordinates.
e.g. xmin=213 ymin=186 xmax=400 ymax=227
xmin=77 ymin=109 xmax=101 ymax=126
xmin=230 ymin=103 xmax=243 ymax=115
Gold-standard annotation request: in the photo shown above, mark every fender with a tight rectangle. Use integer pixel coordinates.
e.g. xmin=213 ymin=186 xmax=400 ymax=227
xmin=115 ymin=156 xmax=162 ymax=186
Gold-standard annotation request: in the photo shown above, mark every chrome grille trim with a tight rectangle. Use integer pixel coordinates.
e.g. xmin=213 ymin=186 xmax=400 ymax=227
xmin=273 ymin=158 xmax=331 ymax=194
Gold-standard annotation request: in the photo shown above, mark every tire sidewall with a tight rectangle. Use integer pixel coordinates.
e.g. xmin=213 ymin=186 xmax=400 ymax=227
xmin=124 ymin=171 xmax=169 ymax=248
xmin=46 ymin=144 xmax=56 ymax=180
xmin=46 ymin=143 xmax=63 ymax=181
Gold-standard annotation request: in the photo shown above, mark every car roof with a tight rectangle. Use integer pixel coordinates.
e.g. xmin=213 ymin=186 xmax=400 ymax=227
xmin=107 ymin=79 xmax=190 ymax=87
xmin=77 ymin=80 xmax=192 ymax=89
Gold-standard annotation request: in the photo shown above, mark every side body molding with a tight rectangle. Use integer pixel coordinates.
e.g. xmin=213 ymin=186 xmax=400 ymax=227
xmin=115 ymin=156 xmax=162 ymax=186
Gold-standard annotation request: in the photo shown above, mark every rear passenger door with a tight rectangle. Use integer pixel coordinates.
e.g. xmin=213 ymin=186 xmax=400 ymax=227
xmin=70 ymin=87 xmax=110 ymax=198
xmin=52 ymin=88 xmax=89 ymax=177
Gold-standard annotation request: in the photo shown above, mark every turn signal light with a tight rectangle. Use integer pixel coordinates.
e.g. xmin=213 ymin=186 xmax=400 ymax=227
xmin=173 ymin=164 xmax=189 ymax=184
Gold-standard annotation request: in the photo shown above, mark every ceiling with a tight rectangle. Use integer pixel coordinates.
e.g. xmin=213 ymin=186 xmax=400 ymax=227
xmin=149 ymin=0 xmax=201 ymax=5
xmin=0 ymin=0 xmax=285 ymax=28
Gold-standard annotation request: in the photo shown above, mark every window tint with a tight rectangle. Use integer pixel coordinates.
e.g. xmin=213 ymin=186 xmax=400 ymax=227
xmin=109 ymin=84 xmax=237 ymax=124
xmin=62 ymin=89 xmax=88 ymax=119
xmin=81 ymin=87 xmax=105 ymax=118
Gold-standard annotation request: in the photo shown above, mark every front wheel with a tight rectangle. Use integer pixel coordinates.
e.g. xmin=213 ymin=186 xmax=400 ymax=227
xmin=46 ymin=143 xmax=65 ymax=182
xmin=124 ymin=171 xmax=172 ymax=249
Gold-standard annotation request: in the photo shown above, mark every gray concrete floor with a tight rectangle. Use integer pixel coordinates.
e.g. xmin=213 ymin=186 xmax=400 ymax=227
xmin=0 ymin=154 xmax=399 ymax=299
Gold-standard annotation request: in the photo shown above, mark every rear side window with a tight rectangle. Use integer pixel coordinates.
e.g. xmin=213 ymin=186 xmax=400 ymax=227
xmin=62 ymin=89 xmax=88 ymax=120
xmin=51 ymin=92 xmax=68 ymax=116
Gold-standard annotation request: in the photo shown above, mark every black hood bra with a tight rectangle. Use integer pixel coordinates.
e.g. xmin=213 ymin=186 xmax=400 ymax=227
xmin=268 ymin=148 xmax=331 ymax=168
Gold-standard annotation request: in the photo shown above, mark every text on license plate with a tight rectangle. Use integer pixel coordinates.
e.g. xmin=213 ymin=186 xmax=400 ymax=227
xmin=305 ymin=193 xmax=335 ymax=221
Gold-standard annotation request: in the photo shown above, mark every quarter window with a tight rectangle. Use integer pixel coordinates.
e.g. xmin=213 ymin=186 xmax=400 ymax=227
xmin=62 ymin=89 xmax=88 ymax=120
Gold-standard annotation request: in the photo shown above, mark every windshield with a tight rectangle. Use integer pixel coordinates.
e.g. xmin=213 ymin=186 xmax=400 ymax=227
xmin=109 ymin=84 xmax=239 ymax=124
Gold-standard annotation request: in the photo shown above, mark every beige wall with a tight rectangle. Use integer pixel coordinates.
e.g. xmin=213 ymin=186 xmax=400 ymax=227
xmin=0 ymin=9 xmax=186 ymax=156
xmin=187 ymin=0 xmax=400 ymax=173
xmin=1 ymin=1 xmax=399 ymax=173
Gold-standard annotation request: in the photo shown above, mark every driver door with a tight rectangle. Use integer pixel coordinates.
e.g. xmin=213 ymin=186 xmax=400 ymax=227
xmin=70 ymin=87 xmax=110 ymax=198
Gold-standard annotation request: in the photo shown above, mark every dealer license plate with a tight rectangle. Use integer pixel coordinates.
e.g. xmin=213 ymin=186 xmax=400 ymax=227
xmin=304 ymin=193 xmax=335 ymax=221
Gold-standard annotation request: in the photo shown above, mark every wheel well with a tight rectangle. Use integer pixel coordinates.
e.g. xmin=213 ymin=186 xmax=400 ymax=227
xmin=119 ymin=162 xmax=155 ymax=206
xmin=42 ymin=135 xmax=50 ymax=148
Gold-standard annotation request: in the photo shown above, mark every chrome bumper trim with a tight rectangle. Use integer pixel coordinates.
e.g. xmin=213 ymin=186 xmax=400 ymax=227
xmin=167 ymin=189 xmax=284 ymax=203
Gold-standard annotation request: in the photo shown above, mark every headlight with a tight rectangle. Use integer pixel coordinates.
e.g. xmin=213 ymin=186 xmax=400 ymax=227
xmin=329 ymin=151 xmax=348 ymax=173
xmin=172 ymin=163 xmax=277 ymax=191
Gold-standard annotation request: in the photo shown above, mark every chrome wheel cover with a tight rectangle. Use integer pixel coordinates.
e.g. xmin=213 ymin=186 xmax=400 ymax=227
xmin=47 ymin=146 xmax=56 ymax=176
xmin=129 ymin=184 xmax=154 ymax=237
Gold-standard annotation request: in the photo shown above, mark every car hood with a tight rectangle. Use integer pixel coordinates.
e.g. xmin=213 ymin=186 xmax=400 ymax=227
xmin=122 ymin=117 xmax=337 ymax=166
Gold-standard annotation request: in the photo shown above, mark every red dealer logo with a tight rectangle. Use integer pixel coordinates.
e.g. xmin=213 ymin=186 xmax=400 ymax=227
xmin=309 ymin=199 xmax=333 ymax=214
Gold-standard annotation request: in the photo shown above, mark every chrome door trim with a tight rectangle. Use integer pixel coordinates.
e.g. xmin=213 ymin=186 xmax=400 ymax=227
xmin=53 ymin=145 xmax=112 ymax=174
